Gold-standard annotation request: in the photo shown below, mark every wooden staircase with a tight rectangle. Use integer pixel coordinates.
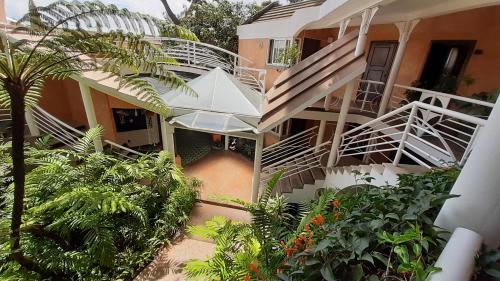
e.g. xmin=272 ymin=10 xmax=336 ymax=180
xmin=258 ymin=30 xmax=367 ymax=131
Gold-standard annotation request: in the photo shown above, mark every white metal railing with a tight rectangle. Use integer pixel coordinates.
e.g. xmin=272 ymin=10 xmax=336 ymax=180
xmin=31 ymin=106 xmax=144 ymax=160
xmin=355 ymin=79 xmax=385 ymax=114
xmin=261 ymin=141 xmax=331 ymax=184
xmin=262 ymin=126 xmax=318 ymax=167
xmin=337 ymin=101 xmax=487 ymax=168
xmin=145 ymin=37 xmax=266 ymax=93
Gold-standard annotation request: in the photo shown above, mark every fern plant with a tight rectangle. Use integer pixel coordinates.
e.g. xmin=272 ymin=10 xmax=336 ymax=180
xmin=186 ymin=172 xmax=298 ymax=280
xmin=0 ymin=0 xmax=198 ymax=274
xmin=0 ymin=129 xmax=199 ymax=280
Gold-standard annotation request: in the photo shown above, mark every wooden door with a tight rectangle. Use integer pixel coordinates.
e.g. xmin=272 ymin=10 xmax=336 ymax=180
xmin=359 ymin=41 xmax=398 ymax=104
xmin=362 ymin=41 xmax=398 ymax=83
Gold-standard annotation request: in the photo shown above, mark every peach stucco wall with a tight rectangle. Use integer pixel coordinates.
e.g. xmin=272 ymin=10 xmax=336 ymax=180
xmin=238 ymin=6 xmax=500 ymax=96
xmin=39 ymin=79 xmax=89 ymax=128
xmin=238 ymin=38 xmax=282 ymax=91
xmin=39 ymin=78 xmax=142 ymax=143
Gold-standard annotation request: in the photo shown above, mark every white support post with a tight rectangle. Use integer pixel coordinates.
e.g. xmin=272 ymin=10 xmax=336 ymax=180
xmin=79 ymin=82 xmax=103 ymax=152
xmin=251 ymin=134 xmax=264 ymax=203
xmin=25 ymin=108 xmax=40 ymax=137
xmin=435 ymin=99 xmax=500 ymax=248
xmin=160 ymin=117 xmax=175 ymax=155
xmin=315 ymin=120 xmax=326 ymax=152
xmin=324 ymin=18 xmax=352 ymax=110
xmin=326 ymin=80 xmax=356 ymax=168
xmin=224 ymin=135 xmax=229 ymax=150
xmin=392 ymin=105 xmax=417 ymax=165
xmin=355 ymin=7 xmax=378 ymax=57
xmin=377 ymin=19 xmax=420 ymax=117
xmin=337 ymin=18 xmax=351 ymax=40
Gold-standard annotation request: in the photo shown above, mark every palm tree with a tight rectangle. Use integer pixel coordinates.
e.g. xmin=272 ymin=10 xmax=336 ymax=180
xmin=0 ymin=0 xmax=197 ymax=274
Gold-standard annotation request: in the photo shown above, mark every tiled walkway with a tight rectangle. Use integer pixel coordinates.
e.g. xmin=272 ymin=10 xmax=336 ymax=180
xmin=184 ymin=150 xmax=254 ymax=202
xmin=134 ymin=202 xmax=251 ymax=281
xmin=134 ymin=151 xmax=254 ymax=281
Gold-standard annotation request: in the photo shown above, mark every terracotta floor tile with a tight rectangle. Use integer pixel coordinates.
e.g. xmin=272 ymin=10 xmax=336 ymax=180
xmin=184 ymin=150 xmax=254 ymax=203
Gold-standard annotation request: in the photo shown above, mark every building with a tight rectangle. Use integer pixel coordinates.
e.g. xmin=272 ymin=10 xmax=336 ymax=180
xmin=1 ymin=0 xmax=500 ymax=250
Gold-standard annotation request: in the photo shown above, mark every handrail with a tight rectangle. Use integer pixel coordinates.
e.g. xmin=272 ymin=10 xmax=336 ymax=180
xmin=337 ymin=101 xmax=486 ymax=168
xmin=342 ymin=101 xmax=486 ymax=137
xmin=393 ymin=84 xmax=495 ymax=109
xmin=145 ymin=36 xmax=253 ymax=65
xmin=263 ymin=141 xmax=331 ymax=170
xmin=32 ymin=105 xmax=144 ymax=158
xmin=264 ymin=126 xmax=318 ymax=151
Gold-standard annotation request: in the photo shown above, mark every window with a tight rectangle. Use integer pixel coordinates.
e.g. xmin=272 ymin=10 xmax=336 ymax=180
xmin=268 ymin=38 xmax=296 ymax=66
xmin=112 ymin=108 xmax=148 ymax=132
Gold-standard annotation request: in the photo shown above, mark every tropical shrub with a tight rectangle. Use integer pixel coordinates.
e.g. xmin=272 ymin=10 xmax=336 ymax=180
xmin=186 ymin=168 xmax=460 ymax=281
xmin=279 ymin=168 xmax=459 ymax=281
xmin=0 ymin=132 xmax=199 ymax=280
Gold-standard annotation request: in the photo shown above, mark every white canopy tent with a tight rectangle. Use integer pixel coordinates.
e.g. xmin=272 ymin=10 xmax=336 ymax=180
xmin=149 ymin=67 xmax=263 ymax=134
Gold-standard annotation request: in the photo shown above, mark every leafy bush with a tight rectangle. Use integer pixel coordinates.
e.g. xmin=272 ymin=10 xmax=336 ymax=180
xmin=0 ymin=138 xmax=199 ymax=280
xmin=186 ymin=168 xmax=460 ymax=281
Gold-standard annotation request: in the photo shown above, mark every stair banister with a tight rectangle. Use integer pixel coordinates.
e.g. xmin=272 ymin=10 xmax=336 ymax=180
xmin=262 ymin=141 xmax=331 ymax=171
xmin=263 ymin=125 xmax=318 ymax=151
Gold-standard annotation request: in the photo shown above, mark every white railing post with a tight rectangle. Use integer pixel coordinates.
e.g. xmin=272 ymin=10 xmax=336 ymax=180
xmin=377 ymin=19 xmax=420 ymax=117
xmin=25 ymin=107 xmax=40 ymax=137
xmin=252 ymin=134 xmax=264 ymax=203
xmin=224 ymin=135 xmax=229 ymax=150
xmin=79 ymin=82 xmax=103 ymax=152
xmin=327 ymin=80 xmax=356 ymax=168
xmin=393 ymin=105 xmax=418 ymax=165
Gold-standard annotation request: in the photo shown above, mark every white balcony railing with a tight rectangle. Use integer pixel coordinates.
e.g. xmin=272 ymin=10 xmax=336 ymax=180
xmin=337 ymin=101 xmax=487 ymax=168
xmin=145 ymin=37 xmax=267 ymax=93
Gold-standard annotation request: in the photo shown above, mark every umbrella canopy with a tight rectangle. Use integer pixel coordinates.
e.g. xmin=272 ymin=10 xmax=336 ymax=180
xmin=160 ymin=67 xmax=262 ymax=117
xmin=170 ymin=111 xmax=258 ymax=133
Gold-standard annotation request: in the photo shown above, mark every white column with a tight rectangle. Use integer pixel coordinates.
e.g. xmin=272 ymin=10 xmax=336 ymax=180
xmin=251 ymin=134 xmax=264 ymax=203
xmin=315 ymin=120 xmax=326 ymax=152
xmin=25 ymin=108 xmax=40 ymax=137
xmin=326 ymin=80 xmax=356 ymax=168
xmin=79 ymin=82 xmax=103 ymax=152
xmin=159 ymin=117 xmax=175 ymax=155
xmin=434 ymin=99 xmax=500 ymax=248
xmin=355 ymin=7 xmax=378 ymax=57
xmin=377 ymin=19 xmax=420 ymax=117
xmin=224 ymin=135 xmax=229 ymax=150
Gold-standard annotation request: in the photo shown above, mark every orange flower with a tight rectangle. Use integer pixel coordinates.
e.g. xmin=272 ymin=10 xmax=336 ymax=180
xmin=312 ymin=214 xmax=325 ymax=226
xmin=249 ymin=262 xmax=260 ymax=273
xmin=332 ymin=199 xmax=340 ymax=208
xmin=305 ymin=224 xmax=311 ymax=233
xmin=245 ymin=274 xmax=251 ymax=281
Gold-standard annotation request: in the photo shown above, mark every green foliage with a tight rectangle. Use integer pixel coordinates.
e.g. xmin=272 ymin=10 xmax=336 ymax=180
xmin=0 ymin=132 xmax=198 ymax=280
xmin=279 ymin=168 xmax=459 ymax=281
xmin=475 ymin=246 xmax=500 ymax=280
xmin=186 ymin=172 xmax=297 ymax=280
xmin=179 ymin=0 xmax=262 ymax=53
xmin=0 ymin=0 xmax=198 ymax=114
xmin=277 ymin=42 xmax=301 ymax=67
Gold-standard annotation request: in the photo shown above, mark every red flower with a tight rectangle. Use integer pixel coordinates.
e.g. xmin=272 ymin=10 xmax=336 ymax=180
xmin=245 ymin=274 xmax=251 ymax=281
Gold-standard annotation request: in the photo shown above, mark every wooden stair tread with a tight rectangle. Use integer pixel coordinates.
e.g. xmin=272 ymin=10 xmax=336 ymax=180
xmin=295 ymin=158 xmax=315 ymax=184
xmin=289 ymin=174 xmax=304 ymax=190
xmin=307 ymin=156 xmax=325 ymax=180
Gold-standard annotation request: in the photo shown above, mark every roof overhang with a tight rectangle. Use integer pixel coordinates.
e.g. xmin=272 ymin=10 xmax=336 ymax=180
xmin=238 ymin=0 xmax=500 ymax=39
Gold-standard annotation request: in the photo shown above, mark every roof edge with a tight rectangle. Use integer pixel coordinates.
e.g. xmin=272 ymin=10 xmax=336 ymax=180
xmin=244 ymin=2 xmax=280 ymax=24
